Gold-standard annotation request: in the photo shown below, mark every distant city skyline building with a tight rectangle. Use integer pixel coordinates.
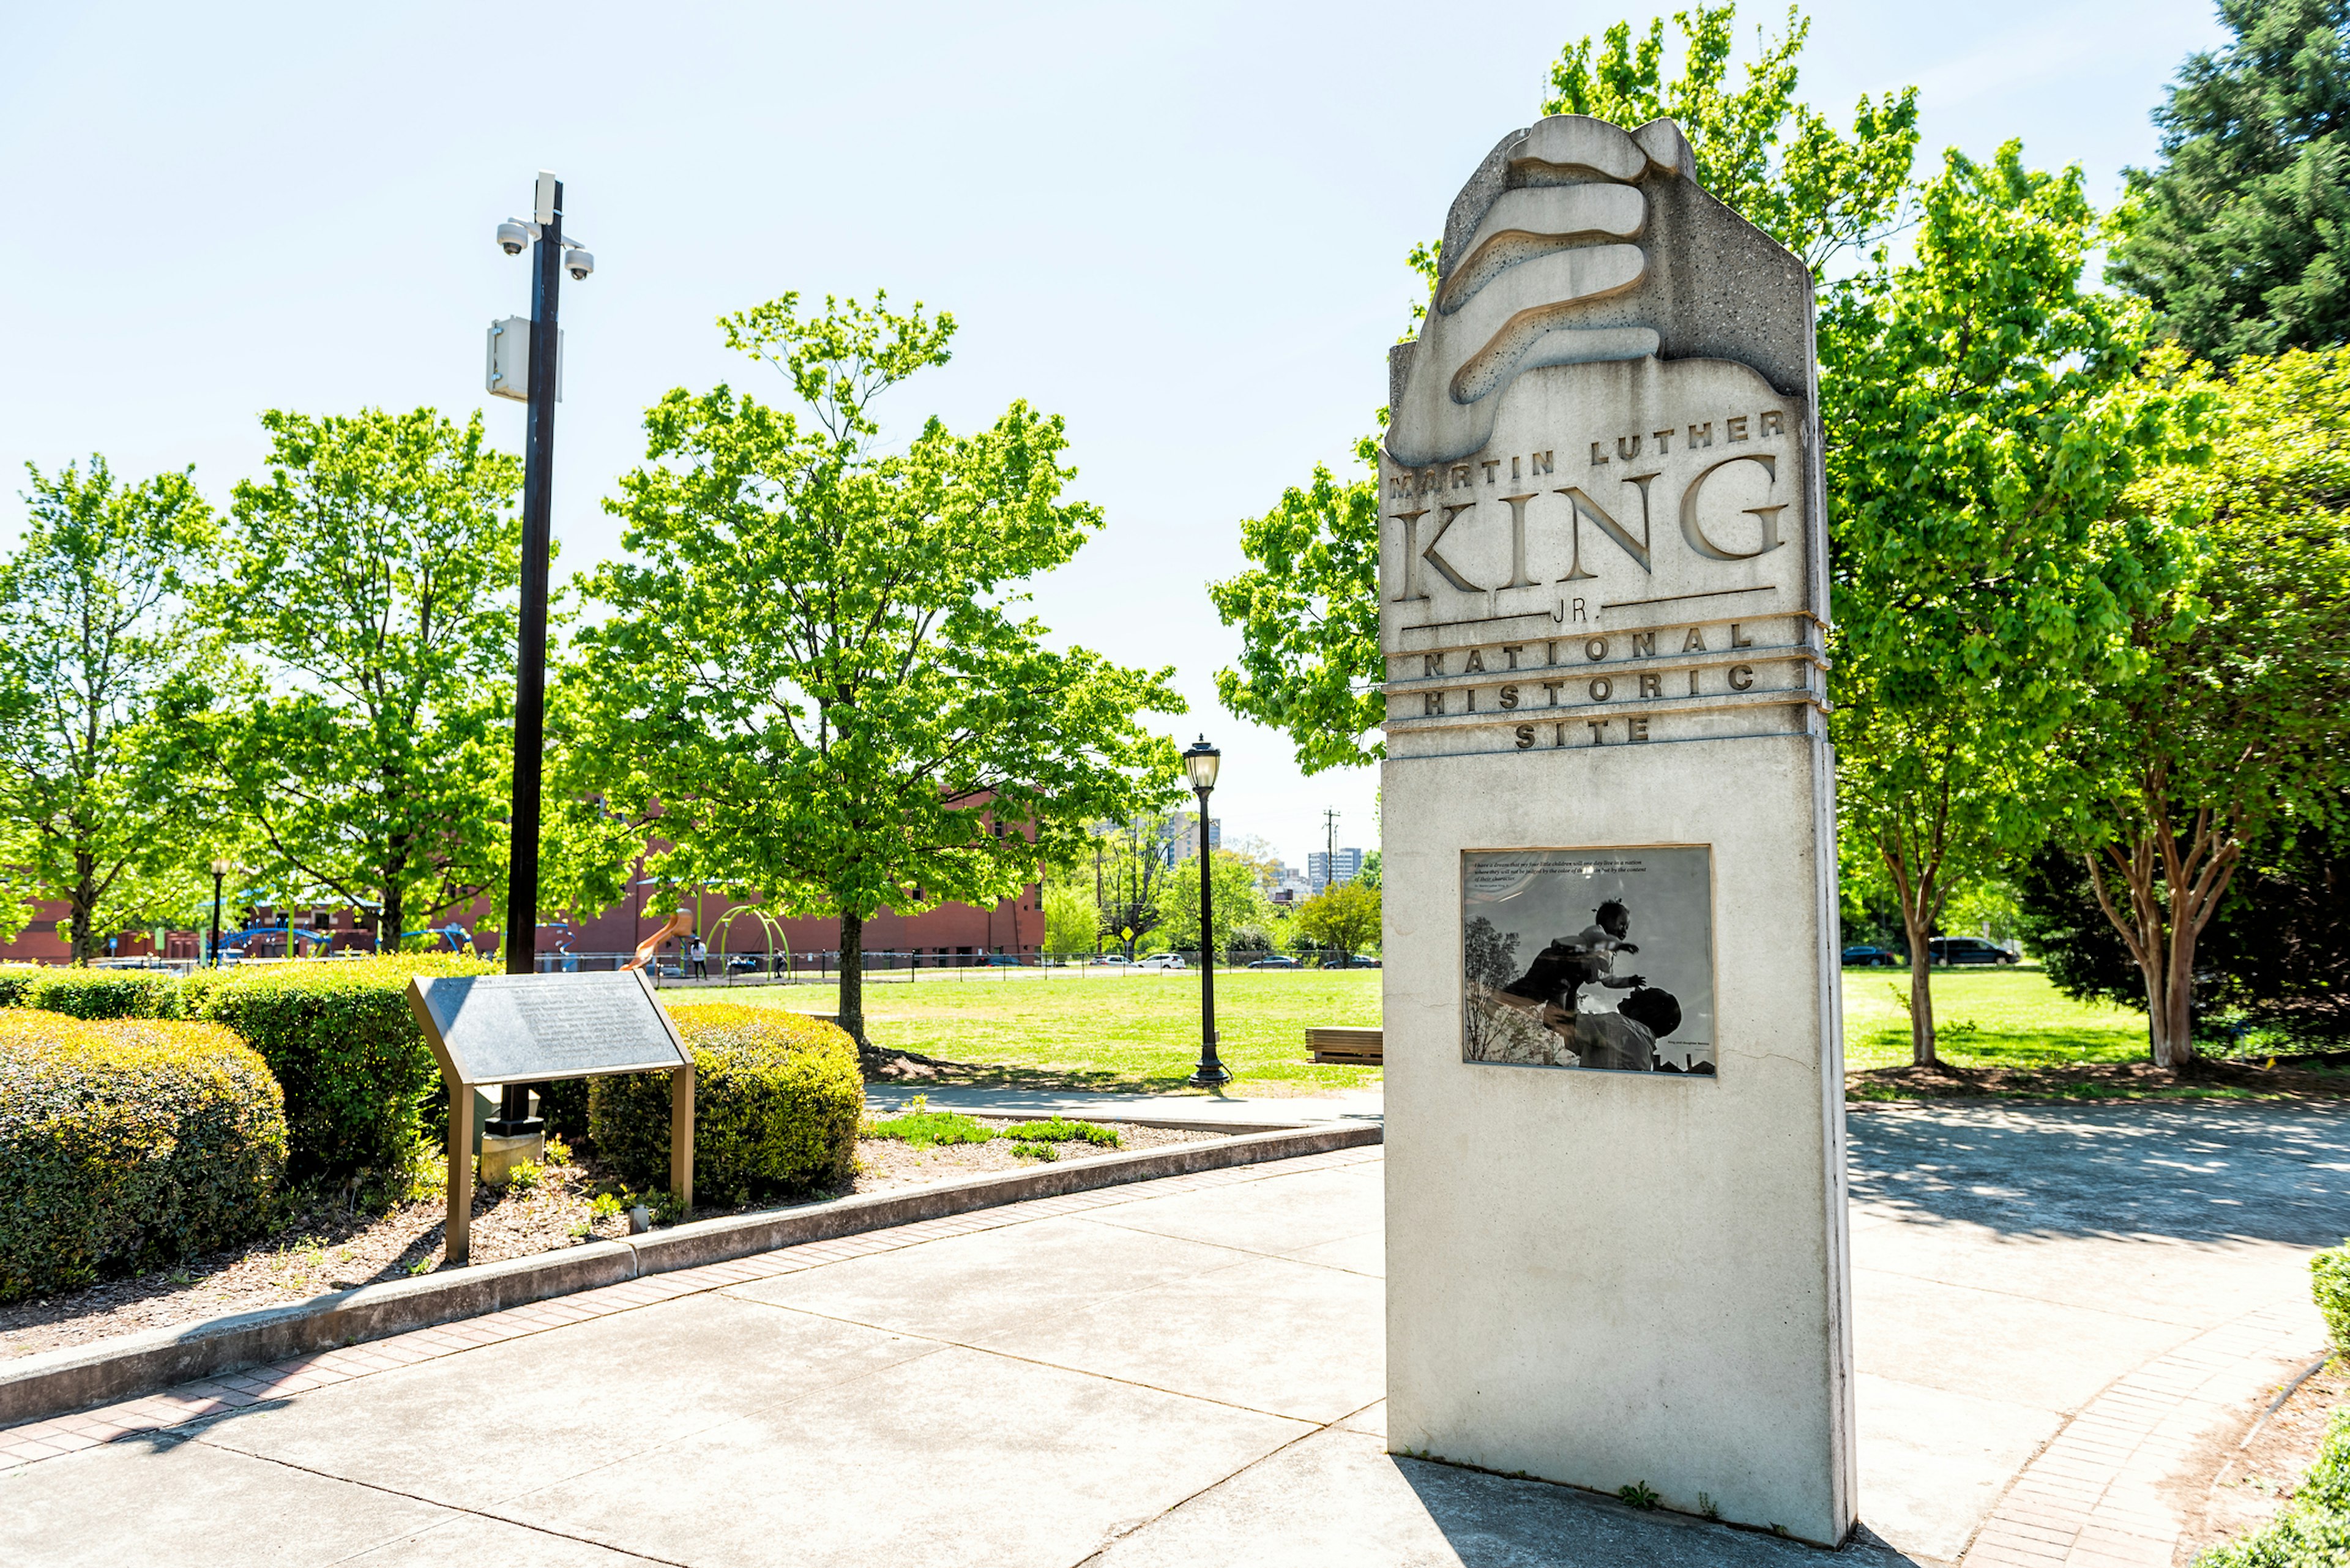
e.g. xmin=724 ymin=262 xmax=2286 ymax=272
xmin=1162 ymin=811 xmax=1221 ymax=865
xmin=1308 ymin=847 xmax=1364 ymax=894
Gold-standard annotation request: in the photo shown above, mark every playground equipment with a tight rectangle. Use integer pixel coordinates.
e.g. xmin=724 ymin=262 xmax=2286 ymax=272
xmin=711 ymin=903 xmax=788 ymax=975
xmin=218 ymin=922 xmax=337 ymax=959
xmin=624 ymin=906 xmax=696 ymax=971
xmin=398 ymin=924 xmax=474 ymax=952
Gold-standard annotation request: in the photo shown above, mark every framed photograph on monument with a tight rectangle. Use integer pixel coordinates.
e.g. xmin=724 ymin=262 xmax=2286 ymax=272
xmin=1461 ymin=846 xmax=1717 ymax=1075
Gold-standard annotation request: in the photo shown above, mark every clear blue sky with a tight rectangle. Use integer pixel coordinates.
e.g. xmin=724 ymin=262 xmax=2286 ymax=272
xmin=0 ymin=0 xmax=2225 ymax=870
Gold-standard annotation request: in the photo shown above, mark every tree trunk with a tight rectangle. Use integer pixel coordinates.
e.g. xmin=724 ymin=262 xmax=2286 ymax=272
xmin=382 ymin=883 xmax=405 ymax=954
xmin=838 ymin=911 xmax=865 ymax=1046
xmin=69 ymin=850 xmax=99 ymax=964
xmin=2083 ymin=802 xmax=2240 ymax=1073
xmin=1901 ymin=904 xmax=1937 ymax=1067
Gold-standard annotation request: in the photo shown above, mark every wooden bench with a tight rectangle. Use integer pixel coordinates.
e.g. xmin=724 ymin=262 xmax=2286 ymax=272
xmin=1307 ymin=1026 xmax=1383 ymax=1065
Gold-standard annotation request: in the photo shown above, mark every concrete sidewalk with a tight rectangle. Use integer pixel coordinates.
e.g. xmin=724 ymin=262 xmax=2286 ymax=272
xmin=4 ymin=1100 xmax=2343 ymax=1566
xmin=863 ymin=1083 xmax=1386 ymax=1130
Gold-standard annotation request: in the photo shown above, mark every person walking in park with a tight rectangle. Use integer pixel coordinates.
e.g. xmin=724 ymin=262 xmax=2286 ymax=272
xmin=686 ymin=931 xmax=708 ymax=979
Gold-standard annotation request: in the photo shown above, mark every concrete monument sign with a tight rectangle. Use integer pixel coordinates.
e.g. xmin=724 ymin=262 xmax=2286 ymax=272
xmin=1381 ymin=114 xmax=1854 ymax=1544
xmin=408 ymin=969 xmax=693 ymax=1263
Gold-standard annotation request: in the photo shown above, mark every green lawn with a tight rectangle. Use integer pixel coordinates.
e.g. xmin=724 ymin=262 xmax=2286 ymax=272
xmin=717 ymin=969 xmax=1384 ymax=1095
xmin=1840 ymin=967 xmax=2150 ymax=1070
xmin=706 ymin=964 xmax=2149 ymax=1091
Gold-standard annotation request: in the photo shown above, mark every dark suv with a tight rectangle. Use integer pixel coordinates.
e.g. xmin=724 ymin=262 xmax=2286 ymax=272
xmin=1928 ymin=937 xmax=2018 ymax=966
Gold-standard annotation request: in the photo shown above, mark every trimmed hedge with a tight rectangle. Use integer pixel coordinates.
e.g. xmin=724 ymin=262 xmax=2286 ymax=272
xmin=2314 ymin=1239 xmax=2350 ymax=1351
xmin=0 ymin=1009 xmax=288 ymax=1302
xmin=0 ymin=964 xmax=186 ymax=1020
xmin=183 ymin=954 xmax=491 ymax=1181
xmin=591 ymin=1005 xmax=862 ymax=1206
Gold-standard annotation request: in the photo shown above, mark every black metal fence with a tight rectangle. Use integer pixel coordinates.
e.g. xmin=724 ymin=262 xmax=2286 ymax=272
xmin=520 ymin=949 xmax=1375 ymax=985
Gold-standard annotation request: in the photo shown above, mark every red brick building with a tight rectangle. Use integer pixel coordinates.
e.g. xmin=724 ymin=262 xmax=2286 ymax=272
xmin=0 ymin=864 xmax=1042 ymax=968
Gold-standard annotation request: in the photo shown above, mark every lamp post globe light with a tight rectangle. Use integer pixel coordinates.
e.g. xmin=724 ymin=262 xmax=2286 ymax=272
xmin=1182 ymin=736 xmax=1229 ymax=1088
xmin=485 ymin=169 xmax=592 ymax=1140
xmin=208 ymin=859 xmax=231 ymax=969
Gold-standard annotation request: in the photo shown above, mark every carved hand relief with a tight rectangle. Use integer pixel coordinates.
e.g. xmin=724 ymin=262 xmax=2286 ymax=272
xmin=1390 ymin=118 xmax=1695 ymax=471
xmin=1381 ymin=114 xmax=1827 ymax=761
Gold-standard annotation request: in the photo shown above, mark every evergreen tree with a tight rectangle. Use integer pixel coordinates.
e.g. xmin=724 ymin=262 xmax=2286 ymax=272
xmin=2110 ymin=0 xmax=2350 ymax=364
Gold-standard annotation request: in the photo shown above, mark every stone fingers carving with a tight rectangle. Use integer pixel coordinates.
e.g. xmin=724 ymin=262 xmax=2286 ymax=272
xmin=1389 ymin=116 xmax=1707 ymax=469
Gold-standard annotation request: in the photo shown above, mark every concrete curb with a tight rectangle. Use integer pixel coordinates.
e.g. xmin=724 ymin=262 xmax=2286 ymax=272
xmin=0 ymin=1120 xmax=1381 ymax=1428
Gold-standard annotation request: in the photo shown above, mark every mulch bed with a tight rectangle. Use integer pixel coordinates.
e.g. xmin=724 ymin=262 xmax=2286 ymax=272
xmin=0 ymin=1118 xmax=1220 ymax=1367
xmin=1848 ymin=1055 xmax=2350 ymax=1102
xmin=2173 ymin=1357 xmax=2346 ymax=1559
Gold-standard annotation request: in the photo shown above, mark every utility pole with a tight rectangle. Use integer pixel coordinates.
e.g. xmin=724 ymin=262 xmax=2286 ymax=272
xmin=487 ymin=171 xmax=593 ymax=1138
xmin=1322 ymin=808 xmax=1340 ymax=895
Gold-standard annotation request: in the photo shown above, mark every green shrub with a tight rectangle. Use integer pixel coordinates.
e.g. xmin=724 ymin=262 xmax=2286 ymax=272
xmin=182 ymin=954 xmax=490 ymax=1181
xmin=997 ymin=1117 xmax=1120 ymax=1148
xmin=0 ymin=964 xmax=185 ymax=1020
xmin=2313 ymin=1240 xmax=2350 ymax=1350
xmin=0 ymin=1009 xmax=288 ymax=1302
xmin=591 ymin=1004 xmax=862 ymax=1206
xmin=862 ymin=1108 xmax=994 ymax=1148
xmin=27 ymin=966 xmax=186 ymax=1020
xmin=2198 ymin=1407 xmax=2350 ymax=1566
xmin=0 ymin=965 xmax=45 ymax=1009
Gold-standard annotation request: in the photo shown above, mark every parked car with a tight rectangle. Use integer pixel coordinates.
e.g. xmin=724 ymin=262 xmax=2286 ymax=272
xmin=1841 ymin=944 xmax=1898 ymax=968
xmin=1330 ymin=954 xmax=1381 ymax=969
xmin=983 ymin=954 xmax=1024 ymax=967
xmin=1246 ymin=955 xmax=1301 ymax=969
xmin=1138 ymin=952 xmax=1188 ymax=971
xmin=1928 ymin=936 xmax=2020 ymax=966
xmin=1087 ymin=954 xmax=1127 ymax=966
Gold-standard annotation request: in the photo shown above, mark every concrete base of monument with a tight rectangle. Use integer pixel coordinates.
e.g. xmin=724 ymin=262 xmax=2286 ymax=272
xmin=1383 ymin=731 xmax=1853 ymax=1546
xmin=476 ymin=1131 xmax=544 ymax=1187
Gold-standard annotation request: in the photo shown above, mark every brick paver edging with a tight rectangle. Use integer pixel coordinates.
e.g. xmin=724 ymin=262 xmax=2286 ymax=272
xmin=1958 ymin=1304 xmax=2320 ymax=1568
xmin=0 ymin=1120 xmax=1381 ymax=1433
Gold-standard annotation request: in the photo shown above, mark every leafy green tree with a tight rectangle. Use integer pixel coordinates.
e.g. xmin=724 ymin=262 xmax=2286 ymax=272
xmin=1155 ymin=849 xmax=1277 ymax=959
xmin=1542 ymin=4 xmax=1918 ymax=278
xmin=561 ymin=294 xmax=1182 ymax=1042
xmin=2046 ymin=349 xmax=2350 ymax=1067
xmin=1822 ymin=145 xmax=2203 ymax=1066
xmin=2110 ymin=0 xmax=2350 ymax=365
xmin=1297 ymin=880 xmax=1381 ymax=963
xmin=1041 ymin=875 xmax=1100 ymax=957
xmin=0 ymin=458 xmax=222 ymax=957
xmin=203 ymin=409 xmax=523 ymax=949
xmin=1213 ymin=4 xmax=1919 ymax=774
xmin=1057 ymin=814 xmax=1187 ymax=959
xmin=1208 ymin=438 xmax=1385 ymax=774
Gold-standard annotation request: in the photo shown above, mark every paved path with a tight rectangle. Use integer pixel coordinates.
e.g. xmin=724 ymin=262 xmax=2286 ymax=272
xmin=4 ymin=1101 xmax=2344 ymax=1566
xmin=862 ymin=1083 xmax=1387 ymax=1130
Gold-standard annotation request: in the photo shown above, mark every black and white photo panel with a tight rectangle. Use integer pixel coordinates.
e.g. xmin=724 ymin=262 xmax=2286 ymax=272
xmin=1463 ymin=846 xmax=1717 ymax=1075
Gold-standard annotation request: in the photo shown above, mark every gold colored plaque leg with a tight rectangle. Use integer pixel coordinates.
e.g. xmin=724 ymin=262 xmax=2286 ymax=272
xmin=670 ymin=1061 xmax=695 ymax=1214
xmin=447 ymin=1074 xmax=473 ymax=1265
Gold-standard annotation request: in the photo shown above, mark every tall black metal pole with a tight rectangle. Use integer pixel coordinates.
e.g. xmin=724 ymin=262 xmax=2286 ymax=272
xmin=494 ymin=177 xmax=561 ymax=1134
xmin=1189 ymin=790 xmax=1229 ymax=1087
xmin=209 ymin=872 xmax=224 ymax=969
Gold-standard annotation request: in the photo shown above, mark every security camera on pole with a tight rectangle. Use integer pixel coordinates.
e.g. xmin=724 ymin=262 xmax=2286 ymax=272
xmin=481 ymin=171 xmax=594 ymax=1152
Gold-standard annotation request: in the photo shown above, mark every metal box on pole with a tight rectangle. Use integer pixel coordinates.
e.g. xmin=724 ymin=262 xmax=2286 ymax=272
xmin=485 ymin=317 xmax=562 ymax=403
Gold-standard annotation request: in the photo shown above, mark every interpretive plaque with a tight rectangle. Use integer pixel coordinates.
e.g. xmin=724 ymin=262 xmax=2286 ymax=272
xmin=1381 ymin=113 xmax=1853 ymax=1545
xmin=408 ymin=969 xmax=693 ymax=1263
xmin=411 ymin=970 xmax=688 ymax=1085
xmin=1462 ymin=846 xmax=1715 ymax=1073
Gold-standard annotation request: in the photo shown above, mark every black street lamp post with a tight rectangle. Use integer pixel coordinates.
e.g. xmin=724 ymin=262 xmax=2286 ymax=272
xmin=1182 ymin=737 xmax=1229 ymax=1088
xmin=488 ymin=171 xmax=592 ymax=1139
xmin=208 ymin=859 xmax=229 ymax=969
